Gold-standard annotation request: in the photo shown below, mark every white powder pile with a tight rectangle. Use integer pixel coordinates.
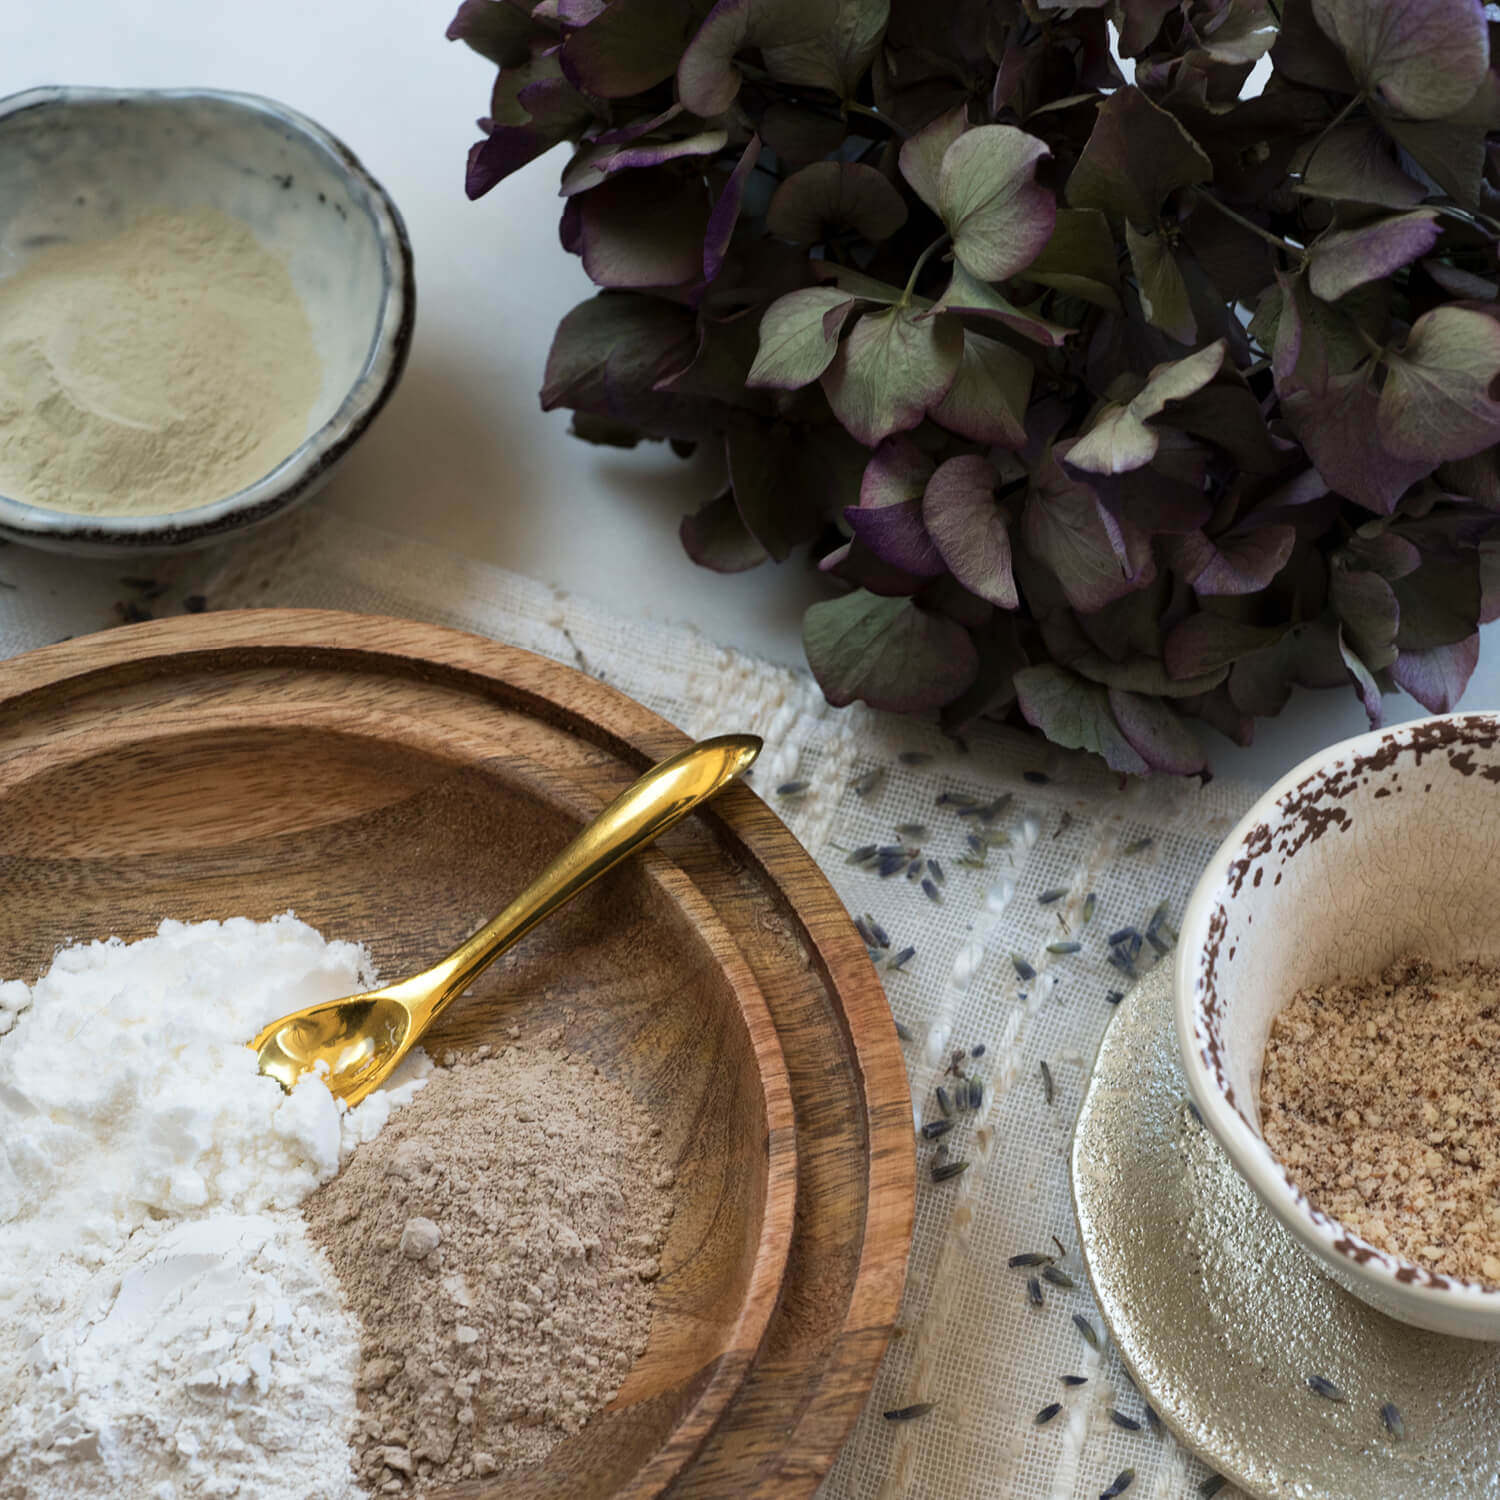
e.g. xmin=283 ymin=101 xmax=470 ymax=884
xmin=0 ymin=914 xmax=429 ymax=1500
xmin=0 ymin=206 xmax=321 ymax=518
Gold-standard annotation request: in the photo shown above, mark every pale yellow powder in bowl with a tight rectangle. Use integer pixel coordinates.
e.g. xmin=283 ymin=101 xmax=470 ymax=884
xmin=0 ymin=206 xmax=321 ymax=518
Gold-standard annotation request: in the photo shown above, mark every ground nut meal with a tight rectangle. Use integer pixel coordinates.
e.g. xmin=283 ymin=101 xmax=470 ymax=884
xmin=1260 ymin=955 xmax=1500 ymax=1285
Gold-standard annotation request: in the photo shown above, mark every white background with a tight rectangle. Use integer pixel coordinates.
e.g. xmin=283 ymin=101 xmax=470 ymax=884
xmin=8 ymin=0 xmax=1494 ymax=785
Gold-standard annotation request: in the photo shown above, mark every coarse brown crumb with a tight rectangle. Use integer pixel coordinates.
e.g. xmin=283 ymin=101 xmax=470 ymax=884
xmin=1260 ymin=955 xmax=1500 ymax=1286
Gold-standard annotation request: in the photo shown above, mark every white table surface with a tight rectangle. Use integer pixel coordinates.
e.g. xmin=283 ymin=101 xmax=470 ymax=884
xmin=10 ymin=0 xmax=1497 ymax=787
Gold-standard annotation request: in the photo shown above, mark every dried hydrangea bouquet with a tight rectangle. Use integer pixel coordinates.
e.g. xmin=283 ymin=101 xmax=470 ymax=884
xmin=453 ymin=0 xmax=1500 ymax=776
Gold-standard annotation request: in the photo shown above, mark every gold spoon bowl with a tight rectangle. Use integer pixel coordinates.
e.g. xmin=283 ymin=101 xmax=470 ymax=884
xmin=249 ymin=734 xmax=761 ymax=1105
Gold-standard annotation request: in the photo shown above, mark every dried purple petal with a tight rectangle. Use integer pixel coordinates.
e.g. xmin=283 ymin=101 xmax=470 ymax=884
xmin=1013 ymin=955 xmax=1037 ymax=981
xmin=1109 ymin=1409 xmax=1142 ymax=1431
xmin=1027 ymin=1275 xmax=1045 ymax=1307
xmin=888 ymin=945 xmax=916 ymax=971
xmin=1061 ymin=1374 xmax=1088 ymax=1387
xmin=777 ymin=780 xmax=809 ymax=797
xmin=847 ymin=844 xmax=880 ymax=865
xmin=1382 ymin=1402 xmax=1406 ymax=1440
xmin=921 ymin=876 xmax=941 ymax=903
xmin=921 ymin=1117 xmax=955 ymax=1140
xmin=883 ymin=1402 xmax=936 ymax=1422
xmin=1034 ymin=1401 xmax=1062 ymax=1425
xmin=1100 ymin=1469 xmax=1136 ymax=1499
xmin=1038 ymin=888 xmax=1067 ymax=904
xmin=1306 ymin=1375 xmax=1347 ymax=1402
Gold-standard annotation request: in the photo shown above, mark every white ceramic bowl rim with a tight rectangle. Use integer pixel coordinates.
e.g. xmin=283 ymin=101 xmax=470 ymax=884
xmin=1176 ymin=712 xmax=1500 ymax=1311
xmin=0 ymin=85 xmax=415 ymax=544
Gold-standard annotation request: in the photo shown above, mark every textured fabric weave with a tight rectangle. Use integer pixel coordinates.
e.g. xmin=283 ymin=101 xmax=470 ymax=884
xmin=0 ymin=510 xmax=1259 ymax=1499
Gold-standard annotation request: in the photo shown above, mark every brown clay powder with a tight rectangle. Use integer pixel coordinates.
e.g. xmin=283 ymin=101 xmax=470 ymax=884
xmin=304 ymin=1033 xmax=675 ymax=1492
xmin=1261 ymin=955 xmax=1500 ymax=1284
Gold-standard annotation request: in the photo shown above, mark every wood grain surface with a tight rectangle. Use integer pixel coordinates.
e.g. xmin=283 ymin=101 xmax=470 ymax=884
xmin=0 ymin=610 xmax=915 ymax=1498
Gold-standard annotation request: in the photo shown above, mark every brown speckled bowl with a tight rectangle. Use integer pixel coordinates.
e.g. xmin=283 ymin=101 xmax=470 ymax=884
xmin=0 ymin=86 xmax=413 ymax=554
xmin=1177 ymin=713 xmax=1500 ymax=1339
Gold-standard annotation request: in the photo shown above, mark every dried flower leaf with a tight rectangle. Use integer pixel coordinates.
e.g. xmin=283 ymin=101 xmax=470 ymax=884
xmin=1392 ymin=632 xmax=1481 ymax=711
xmin=897 ymin=106 xmax=967 ymax=215
xmin=822 ymin=306 xmax=965 ymax=446
xmin=561 ymin=0 xmax=696 ymax=97
xmin=1310 ymin=0 xmax=1490 ymax=120
xmin=936 ymin=125 xmax=1056 ymax=282
xmin=1019 ymin=208 xmax=1121 ymax=309
xmin=1067 ymin=341 xmax=1226 ymax=474
xmin=447 ymin=0 xmax=540 ymax=66
xmin=923 ymin=455 xmax=1019 ymax=608
xmin=1024 ymin=451 xmax=1151 ymax=611
xmin=1295 ymin=122 xmax=1426 ymax=209
xmin=1067 ymin=86 xmax=1212 ymax=227
xmin=680 ymin=490 xmax=770 ymax=573
xmin=1015 ymin=665 xmax=1150 ymax=775
xmin=747 ymin=288 xmax=861 ymax=390
xmin=762 ymin=0 xmax=890 ymax=99
xmin=577 ymin=170 xmax=711 ymax=289
xmin=678 ymin=0 xmax=840 ymax=115
xmin=928 ymin=330 xmax=1032 ymax=446
xmin=932 ymin=263 xmax=1074 ymax=347
xmin=1379 ymin=306 xmax=1500 ymax=466
xmin=703 ymin=134 xmax=762 ymax=281
xmin=768 ymin=161 xmax=909 ymax=244
xmin=804 ymin=590 xmax=979 ymax=710
xmin=1307 ymin=211 xmax=1442 ymax=303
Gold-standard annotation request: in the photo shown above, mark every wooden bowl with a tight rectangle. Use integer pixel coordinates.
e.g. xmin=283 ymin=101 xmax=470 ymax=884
xmin=0 ymin=610 xmax=914 ymax=1498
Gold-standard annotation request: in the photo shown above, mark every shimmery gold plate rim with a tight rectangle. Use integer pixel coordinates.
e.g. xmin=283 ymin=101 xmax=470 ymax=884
xmin=1071 ymin=964 xmax=1500 ymax=1500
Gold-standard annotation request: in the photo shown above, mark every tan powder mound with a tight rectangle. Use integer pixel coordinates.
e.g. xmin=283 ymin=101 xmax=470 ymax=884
xmin=1261 ymin=955 xmax=1500 ymax=1285
xmin=305 ymin=1036 xmax=675 ymax=1494
xmin=0 ymin=207 xmax=320 ymax=517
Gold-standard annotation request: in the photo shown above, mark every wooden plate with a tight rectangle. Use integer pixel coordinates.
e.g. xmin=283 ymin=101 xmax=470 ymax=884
xmin=0 ymin=610 xmax=915 ymax=1498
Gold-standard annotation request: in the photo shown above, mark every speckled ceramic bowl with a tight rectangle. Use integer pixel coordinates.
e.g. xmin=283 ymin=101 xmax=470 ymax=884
xmin=1177 ymin=713 xmax=1500 ymax=1339
xmin=0 ymin=86 xmax=413 ymax=554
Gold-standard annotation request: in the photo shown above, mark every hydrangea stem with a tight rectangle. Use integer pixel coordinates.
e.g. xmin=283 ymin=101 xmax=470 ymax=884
xmin=901 ymin=234 xmax=952 ymax=305
xmin=1189 ymin=188 xmax=1304 ymax=259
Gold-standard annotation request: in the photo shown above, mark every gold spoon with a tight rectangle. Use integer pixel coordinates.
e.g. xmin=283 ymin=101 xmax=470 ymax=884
xmin=249 ymin=733 xmax=761 ymax=1107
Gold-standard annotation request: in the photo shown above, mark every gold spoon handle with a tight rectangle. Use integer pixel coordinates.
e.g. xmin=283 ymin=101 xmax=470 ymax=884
xmin=411 ymin=734 xmax=761 ymax=1028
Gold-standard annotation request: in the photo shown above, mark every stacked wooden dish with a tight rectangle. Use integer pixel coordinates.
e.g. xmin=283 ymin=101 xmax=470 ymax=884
xmin=0 ymin=609 xmax=915 ymax=1498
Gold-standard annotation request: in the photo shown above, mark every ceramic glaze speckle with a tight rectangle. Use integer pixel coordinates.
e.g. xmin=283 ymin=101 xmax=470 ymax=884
xmin=1176 ymin=712 xmax=1500 ymax=1338
xmin=0 ymin=87 xmax=413 ymax=554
